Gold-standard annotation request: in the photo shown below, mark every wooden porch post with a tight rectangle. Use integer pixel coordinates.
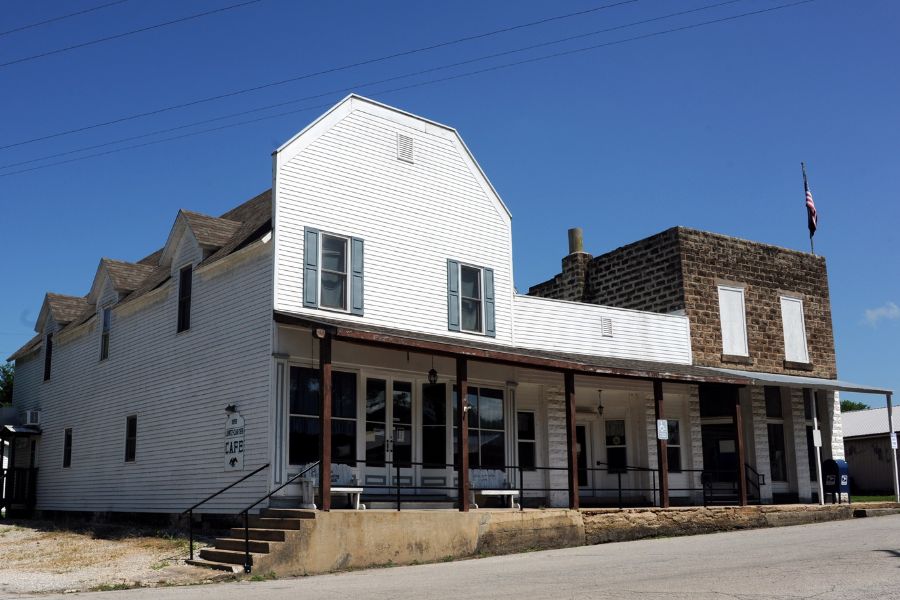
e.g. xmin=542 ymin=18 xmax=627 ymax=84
xmin=733 ymin=387 xmax=748 ymax=506
xmin=653 ymin=380 xmax=670 ymax=508
xmin=318 ymin=331 xmax=332 ymax=511
xmin=564 ymin=371 xmax=579 ymax=510
xmin=887 ymin=393 xmax=899 ymax=503
xmin=457 ymin=357 xmax=470 ymax=512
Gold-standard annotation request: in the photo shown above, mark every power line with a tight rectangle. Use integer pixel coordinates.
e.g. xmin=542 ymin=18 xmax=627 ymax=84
xmin=0 ymin=0 xmax=639 ymax=151
xmin=0 ymin=0 xmax=268 ymax=69
xmin=0 ymin=0 xmax=751 ymax=171
xmin=0 ymin=0 xmax=818 ymax=179
xmin=0 ymin=0 xmax=131 ymax=37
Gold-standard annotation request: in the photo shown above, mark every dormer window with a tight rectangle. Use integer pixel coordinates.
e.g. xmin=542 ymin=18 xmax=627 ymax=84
xmin=320 ymin=234 xmax=348 ymax=310
xmin=100 ymin=308 xmax=112 ymax=360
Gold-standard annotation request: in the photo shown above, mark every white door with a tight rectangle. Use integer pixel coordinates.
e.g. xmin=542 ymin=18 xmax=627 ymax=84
xmin=363 ymin=377 xmax=415 ymax=489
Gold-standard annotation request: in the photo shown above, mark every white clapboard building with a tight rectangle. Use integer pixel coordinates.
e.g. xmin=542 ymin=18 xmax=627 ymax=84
xmin=3 ymin=95 xmax=894 ymax=519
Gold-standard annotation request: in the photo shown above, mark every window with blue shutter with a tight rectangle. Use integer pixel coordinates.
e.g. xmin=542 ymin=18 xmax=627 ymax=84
xmin=448 ymin=260 xmax=495 ymax=336
xmin=304 ymin=227 xmax=364 ymax=315
xmin=447 ymin=260 xmax=460 ymax=331
xmin=303 ymin=228 xmax=319 ymax=308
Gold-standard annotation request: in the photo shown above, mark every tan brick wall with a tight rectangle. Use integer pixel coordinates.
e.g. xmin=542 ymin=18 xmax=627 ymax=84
xmin=678 ymin=228 xmax=836 ymax=378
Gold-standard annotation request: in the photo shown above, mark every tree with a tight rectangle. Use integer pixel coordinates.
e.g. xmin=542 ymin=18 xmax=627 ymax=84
xmin=0 ymin=362 xmax=12 ymax=405
xmin=841 ymin=399 xmax=869 ymax=412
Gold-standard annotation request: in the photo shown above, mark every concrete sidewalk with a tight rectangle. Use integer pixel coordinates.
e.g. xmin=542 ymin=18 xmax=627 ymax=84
xmin=23 ymin=514 xmax=900 ymax=600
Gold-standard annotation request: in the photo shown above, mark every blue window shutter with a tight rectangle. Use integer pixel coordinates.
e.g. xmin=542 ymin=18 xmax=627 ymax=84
xmin=303 ymin=228 xmax=319 ymax=308
xmin=350 ymin=237 xmax=364 ymax=315
xmin=483 ymin=267 xmax=496 ymax=338
xmin=447 ymin=259 xmax=460 ymax=331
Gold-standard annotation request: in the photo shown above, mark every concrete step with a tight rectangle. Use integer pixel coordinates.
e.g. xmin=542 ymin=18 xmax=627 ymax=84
xmin=229 ymin=527 xmax=286 ymax=542
xmin=199 ymin=548 xmax=258 ymax=566
xmin=247 ymin=516 xmax=307 ymax=530
xmin=185 ymin=558 xmax=241 ymax=573
xmin=215 ymin=537 xmax=271 ymax=553
xmin=259 ymin=508 xmax=317 ymax=519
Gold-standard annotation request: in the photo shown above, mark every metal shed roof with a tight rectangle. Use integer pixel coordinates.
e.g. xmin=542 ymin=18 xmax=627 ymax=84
xmin=842 ymin=407 xmax=899 ymax=438
xmin=708 ymin=367 xmax=892 ymax=396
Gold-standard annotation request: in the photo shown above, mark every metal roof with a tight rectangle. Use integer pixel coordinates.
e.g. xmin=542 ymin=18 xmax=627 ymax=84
xmin=709 ymin=367 xmax=892 ymax=395
xmin=842 ymin=407 xmax=900 ymax=438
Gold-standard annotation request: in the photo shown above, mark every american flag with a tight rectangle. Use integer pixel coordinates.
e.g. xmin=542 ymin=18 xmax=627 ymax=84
xmin=803 ymin=163 xmax=817 ymax=237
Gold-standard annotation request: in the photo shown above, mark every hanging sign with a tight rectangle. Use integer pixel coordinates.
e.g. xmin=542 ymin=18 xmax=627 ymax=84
xmin=656 ymin=419 xmax=669 ymax=441
xmin=812 ymin=429 xmax=822 ymax=448
xmin=224 ymin=412 xmax=245 ymax=472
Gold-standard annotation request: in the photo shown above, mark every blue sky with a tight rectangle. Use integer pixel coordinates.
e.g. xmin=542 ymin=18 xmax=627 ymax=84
xmin=1 ymin=0 xmax=897 ymax=405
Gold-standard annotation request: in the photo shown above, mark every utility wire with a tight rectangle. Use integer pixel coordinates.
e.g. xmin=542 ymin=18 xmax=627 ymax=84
xmin=0 ymin=0 xmax=639 ymax=151
xmin=0 ymin=0 xmax=818 ymax=179
xmin=0 ymin=0 xmax=131 ymax=37
xmin=0 ymin=0 xmax=750 ymax=171
xmin=0 ymin=0 xmax=268 ymax=69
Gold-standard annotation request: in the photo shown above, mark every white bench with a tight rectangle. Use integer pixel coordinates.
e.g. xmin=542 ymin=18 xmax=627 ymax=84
xmin=473 ymin=489 xmax=520 ymax=509
xmin=332 ymin=486 xmax=365 ymax=510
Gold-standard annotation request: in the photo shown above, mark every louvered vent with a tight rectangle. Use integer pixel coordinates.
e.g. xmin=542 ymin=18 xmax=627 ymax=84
xmin=601 ymin=317 xmax=613 ymax=338
xmin=397 ymin=133 xmax=414 ymax=163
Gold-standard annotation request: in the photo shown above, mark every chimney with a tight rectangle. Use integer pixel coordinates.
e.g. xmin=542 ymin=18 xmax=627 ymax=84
xmin=560 ymin=227 xmax=592 ymax=302
xmin=568 ymin=227 xmax=584 ymax=254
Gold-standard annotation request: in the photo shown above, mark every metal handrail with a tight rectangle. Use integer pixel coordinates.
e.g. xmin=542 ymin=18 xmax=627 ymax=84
xmin=239 ymin=460 xmax=320 ymax=574
xmin=181 ymin=463 xmax=270 ymax=561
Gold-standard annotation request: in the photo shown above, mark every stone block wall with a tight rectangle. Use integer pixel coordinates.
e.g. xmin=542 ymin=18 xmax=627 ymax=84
xmin=544 ymin=386 xmax=569 ymax=508
xmin=678 ymin=228 xmax=837 ymax=379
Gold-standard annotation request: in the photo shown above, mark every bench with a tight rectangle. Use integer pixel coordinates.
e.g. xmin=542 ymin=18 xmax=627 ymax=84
xmin=473 ymin=489 xmax=520 ymax=509
xmin=332 ymin=486 xmax=365 ymax=510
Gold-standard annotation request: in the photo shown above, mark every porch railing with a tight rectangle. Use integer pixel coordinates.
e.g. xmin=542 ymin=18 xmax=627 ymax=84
xmin=180 ymin=463 xmax=270 ymax=561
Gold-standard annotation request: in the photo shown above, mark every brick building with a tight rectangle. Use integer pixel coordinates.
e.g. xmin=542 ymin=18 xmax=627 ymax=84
xmin=530 ymin=226 xmax=891 ymax=503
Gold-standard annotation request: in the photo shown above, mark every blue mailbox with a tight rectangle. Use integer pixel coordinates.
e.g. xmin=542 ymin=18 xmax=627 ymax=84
xmin=822 ymin=458 xmax=850 ymax=504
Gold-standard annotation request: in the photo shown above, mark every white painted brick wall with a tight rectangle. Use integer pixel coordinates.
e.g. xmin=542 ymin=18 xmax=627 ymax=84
xmin=790 ymin=387 xmax=812 ymax=501
xmin=687 ymin=387 xmax=703 ymax=503
xmin=750 ymin=386 xmax=774 ymax=503
xmin=544 ymin=386 xmax=569 ymax=507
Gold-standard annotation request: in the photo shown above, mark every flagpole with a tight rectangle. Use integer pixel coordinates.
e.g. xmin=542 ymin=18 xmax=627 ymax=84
xmin=802 ymin=162 xmax=815 ymax=255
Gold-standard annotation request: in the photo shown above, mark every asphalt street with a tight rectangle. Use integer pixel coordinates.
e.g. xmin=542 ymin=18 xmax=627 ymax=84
xmin=23 ymin=514 xmax=900 ymax=600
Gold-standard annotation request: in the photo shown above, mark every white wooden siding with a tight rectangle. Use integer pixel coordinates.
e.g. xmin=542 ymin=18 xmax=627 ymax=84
xmin=780 ymin=296 xmax=809 ymax=363
xmin=717 ymin=285 xmax=748 ymax=356
xmin=274 ymin=97 xmax=514 ymax=345
xmin=11 ymin=240 xmax=274 ymax=514
xmin=513 ymin=295 xmax=692 ymax=364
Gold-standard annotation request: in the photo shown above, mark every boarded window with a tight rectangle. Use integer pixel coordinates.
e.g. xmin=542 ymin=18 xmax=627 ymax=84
xmin=125 ymin=415 xmax=137 ymax=462
xmin=718 ymin=286 xmax=748 ymax=356
xmin=780 ymin=296 xmax=809 ymax=363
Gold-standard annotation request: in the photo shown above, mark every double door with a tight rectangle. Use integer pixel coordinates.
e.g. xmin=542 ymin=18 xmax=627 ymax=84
xmin=364 ymin=377 xmax=414 ymax=486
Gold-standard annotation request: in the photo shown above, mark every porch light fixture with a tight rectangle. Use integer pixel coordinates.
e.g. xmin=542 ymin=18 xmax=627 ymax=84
xmin=225 ymin=404 xmax=236 ymax=414
xmin=427 ymin=356 xmax=438 ymax=385
xmin=596 ymin=390 xmax=604 ymax=416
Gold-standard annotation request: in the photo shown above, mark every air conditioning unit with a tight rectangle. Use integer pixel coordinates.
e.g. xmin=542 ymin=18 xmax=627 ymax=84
xmin=25 ymin=410 xmax=41 ymax=426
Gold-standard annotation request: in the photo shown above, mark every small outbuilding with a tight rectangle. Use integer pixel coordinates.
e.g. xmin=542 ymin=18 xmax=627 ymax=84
xmin=842 ymin=407 xmax=899 ymax=494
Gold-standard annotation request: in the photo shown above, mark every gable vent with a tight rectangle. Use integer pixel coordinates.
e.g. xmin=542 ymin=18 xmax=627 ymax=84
xmin=397 ymin=133 xmax=414 ymax=163
xmin=601 ymin=317 xmax=613 ymax=338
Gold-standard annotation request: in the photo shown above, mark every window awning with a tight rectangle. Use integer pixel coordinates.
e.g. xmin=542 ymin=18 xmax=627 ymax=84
xmin=1 ymin=424 xmax=41 ymax=437
xmin=708 ymin=367 xmax=892 ymax=396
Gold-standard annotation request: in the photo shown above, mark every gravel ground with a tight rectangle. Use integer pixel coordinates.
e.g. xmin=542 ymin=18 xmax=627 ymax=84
xmin=0 ymin=521 xmax=227 ymax=596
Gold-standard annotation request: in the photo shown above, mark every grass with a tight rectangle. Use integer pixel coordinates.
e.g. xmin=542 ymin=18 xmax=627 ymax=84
xmin=853 ymin=495 xmax=895 ymax=503
xmin=90 ymin=582 xmax=134 ymax=592
xmin=248 ymin=571 xmax=277 ymax=582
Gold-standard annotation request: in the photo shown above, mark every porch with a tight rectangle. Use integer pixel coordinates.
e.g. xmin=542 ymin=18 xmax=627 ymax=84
xmin=269 ymin=312 xmax=868 ymax=512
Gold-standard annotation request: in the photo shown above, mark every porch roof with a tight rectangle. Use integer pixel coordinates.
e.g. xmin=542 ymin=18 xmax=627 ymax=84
xmin=273 ymin=311 xmax=752 ymax=386
xmin=708 ymin=367 xmax=892 ymax=396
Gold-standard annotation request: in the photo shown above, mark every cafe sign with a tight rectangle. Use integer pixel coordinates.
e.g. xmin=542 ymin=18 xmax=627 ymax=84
xmin=225 ymin=412 xmax=245 ymax=472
